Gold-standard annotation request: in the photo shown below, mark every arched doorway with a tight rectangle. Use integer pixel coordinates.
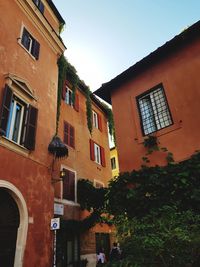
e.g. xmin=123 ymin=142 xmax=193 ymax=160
xmin=0 ymin=188 xmax=20 ymax=267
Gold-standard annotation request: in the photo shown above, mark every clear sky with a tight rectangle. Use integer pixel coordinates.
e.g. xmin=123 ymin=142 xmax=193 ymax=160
xmin=55 ymin=0 xmax=200 ymax=91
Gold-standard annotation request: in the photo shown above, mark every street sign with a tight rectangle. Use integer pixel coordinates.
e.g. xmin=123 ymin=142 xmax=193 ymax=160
xmin=54 ymin=203 xmax=64 ymax=215
xmin=51 ymin=218 xmax=60 ymax=230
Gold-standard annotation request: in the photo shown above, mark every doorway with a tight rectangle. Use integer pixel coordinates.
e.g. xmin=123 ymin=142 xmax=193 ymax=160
xmin=0 ymin=188 xmax=20 ymax=267
xmin=95 ymin=233 xmax=110 ymax=261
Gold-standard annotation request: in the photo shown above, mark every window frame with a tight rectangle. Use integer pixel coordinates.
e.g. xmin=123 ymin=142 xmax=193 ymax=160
xmin=63 ymin=121 xmax=75 ymax=148
xmin=0 ymin=84 xmax=38 ymax=151
xmin=94 ymin=143 xmax=101 ymax=165
xmin=32 ymin=0 xmax=45 ymax=14
xmin=137 ymin=84 xmax=173 ymax=136
xmin=64 ymin=86 xmax=73 ymax=107
xmin=92 ymin=110 xmax=99 ymax=129
xmin=61 ymin=167 xmax=77 ymax=203
xmin=20 ymin=26 xmax=40 ymax=60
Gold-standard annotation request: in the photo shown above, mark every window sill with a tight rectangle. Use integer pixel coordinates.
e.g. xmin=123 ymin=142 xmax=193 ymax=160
xmin=18 ymin=41 xmax=37 ymax=61
xmin=54 ymin=197 xmax=80 ymax=207
xmin=0 ymin=136 xmax=29 ymax=157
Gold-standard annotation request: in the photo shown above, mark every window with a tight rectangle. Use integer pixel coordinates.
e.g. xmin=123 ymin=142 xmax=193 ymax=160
xmin=94 ymin=143 xmax=101 ymax=164
xmin=64 ymin=121 xmax=75 ymax=148
xmin=111 ymin=157 xmax=116 ymax=170
xmin=0 ymin=85 xmax=38 ymax=150
xmin=89 ymin=139 xmax=106 ymax=167
xmin=62 ymin=168 xmax=76 ymax=202
xmin=65 ymin=87 xmax=73 ymax=106
xmin=92 ymin=110 xmax=102 ymax=131
xmin=21 ymin=27 xmax=40 ymax=60
xmin=32 ymin=0 xmax=44 ymax=14
xmin=137 ymin=85 xmax=172 ymax=135
xmin=62 ymin=83 xmax=79 ymax=111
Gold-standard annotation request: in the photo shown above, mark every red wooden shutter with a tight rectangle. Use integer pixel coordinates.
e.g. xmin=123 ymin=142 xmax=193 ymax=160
xmin=100 ymin=146 xmax=106 ymax=167
xmin=89 ymin=139 xmax=95 ymax=161
xmin=98 ymin=114 xmax=102 ymax=131
xmin=62 ymin=80 xmax=66 ymax=100
xmin=63 ymin=122 xmax=69 ymax=145
xmin=73 ymin=93 xmax=79 ymax=112
xmin=24 ymin=105 xmax=38 ymax=150
xmin=69 ymin=125 xmax=75 ymax=148
xmin=0 ymin=85 xmax=12 ymax=136
xmin=62 ymin=169 xmax=75 ymax=201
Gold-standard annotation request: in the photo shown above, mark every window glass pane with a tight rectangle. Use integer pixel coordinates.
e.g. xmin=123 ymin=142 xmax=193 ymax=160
xmin=138 ymin=86 xmax=172 ymax=135
xmin=94 ymin=144 xmax=101 ymax=164
xmin=6 ymin=100 xmax=14 ymax=138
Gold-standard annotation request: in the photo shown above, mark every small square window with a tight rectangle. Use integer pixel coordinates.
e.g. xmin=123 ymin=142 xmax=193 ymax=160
xmin=137 ymin=85 xmax=172 ymax=135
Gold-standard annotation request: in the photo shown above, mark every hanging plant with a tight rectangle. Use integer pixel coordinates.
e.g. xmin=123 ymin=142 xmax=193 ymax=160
xmin=57 ymin=54 xmax=68 ymax=134
xmin=65 ymin=61 xmax=79 ymax=104
xmin=85 ymin=87 xmax=93 ymax=134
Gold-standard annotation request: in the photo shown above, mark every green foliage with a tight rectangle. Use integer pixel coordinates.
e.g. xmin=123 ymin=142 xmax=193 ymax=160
xmin=61 ymin=210 xmax=101 ymax=234
xmin=77 ymin=179 xmax=106 ymax=212
xmin=57 ymin=54 xmax=68 ymax=133
xmin=142 ymin=135 xmax=174 ymax=164
xmin=108 ymin=152 xmax=200 ymax=218
xmin=65 ymin=61 xmax=79 ymax=104
xmin=106 ymin=152 xmax=200 ymax=267
xmin=85 ymin=87 xmax=93 ymax=134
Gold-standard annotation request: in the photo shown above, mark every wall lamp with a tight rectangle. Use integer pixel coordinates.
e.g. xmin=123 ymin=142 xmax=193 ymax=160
xmin=51 ymin=170 xmax=66 ymax=184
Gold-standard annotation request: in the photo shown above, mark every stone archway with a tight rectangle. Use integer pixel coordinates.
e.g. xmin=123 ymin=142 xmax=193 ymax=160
xmin=0 ymin=181 xmax=28 ymax=267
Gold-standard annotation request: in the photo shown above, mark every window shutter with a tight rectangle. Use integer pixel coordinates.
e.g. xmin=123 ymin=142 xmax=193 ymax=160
xmin=31 ymin=39 xmax=40 ymax=60
xmin=100 ymin=146 xmax=106 ymax=167
xmin=63 ymin=169 xmax=75 ymax=201
xmin=98 ymin=114 xmax=102 ymax=131
xmin=24 ymin=105 xmax=38 ymax=150
xmin=63 ymin=121 xmax=69 ymax=144
xmin=73 ymin=93 xmax=79 ymax=112
xmin=0 ymin=85 xmax=12 ymax=136
xmin=69 ymin=125 xmax=75 ymax=148
xmin=89 ymin=139 xmax=95 ymax=161
xmin=62 ymin=80 xmax=66 ymax=100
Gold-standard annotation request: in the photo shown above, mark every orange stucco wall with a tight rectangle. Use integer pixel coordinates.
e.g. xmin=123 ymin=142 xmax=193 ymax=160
xmin=111 ymin=37 xmax=200 ymax=172
xmin=0 ymin=0 xmax=64 ymax=266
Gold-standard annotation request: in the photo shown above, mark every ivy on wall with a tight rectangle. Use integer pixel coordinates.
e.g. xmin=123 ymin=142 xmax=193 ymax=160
xmin=57 ymin=54 xmax=68 ymax=134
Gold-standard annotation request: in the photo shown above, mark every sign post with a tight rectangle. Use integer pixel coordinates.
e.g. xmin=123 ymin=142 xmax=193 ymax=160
xmin=51 ymin=218 xmax=60 ymax=267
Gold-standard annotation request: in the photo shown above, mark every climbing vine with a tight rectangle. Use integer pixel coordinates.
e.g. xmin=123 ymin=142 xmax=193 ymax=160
xmin=85 ymin=86 xmax=93 ymax=134
xmin=57 ymin=54 xmax=68 ymax=133
xmin=142 ymin=135 xmax=174 ymax=164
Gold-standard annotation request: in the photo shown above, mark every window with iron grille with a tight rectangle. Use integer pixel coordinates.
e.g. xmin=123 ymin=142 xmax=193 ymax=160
xmin=137 ymin=85 xmax=172 ymax=135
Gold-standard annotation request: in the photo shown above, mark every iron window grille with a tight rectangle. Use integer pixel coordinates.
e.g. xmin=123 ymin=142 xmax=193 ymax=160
xmin=137 ymin=85 xmax=172 ymax=135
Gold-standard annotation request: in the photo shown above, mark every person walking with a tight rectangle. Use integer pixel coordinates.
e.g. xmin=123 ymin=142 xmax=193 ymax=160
xmin=96 ymin=248 xmax=106 ymax=266
xmin=109 ymin=242 xmax=121 ymax=262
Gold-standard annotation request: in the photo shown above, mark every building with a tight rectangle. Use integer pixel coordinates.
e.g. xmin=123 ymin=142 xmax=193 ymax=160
xmin=0 ymin=0 xmax=65 ymax=266
xmin=95 ymin=20 xmax=200 ymax=172
xmin=110 ymin=147 xmax=119 ymax=178
xmin=52 ymin=75 xmax=113 ymax=267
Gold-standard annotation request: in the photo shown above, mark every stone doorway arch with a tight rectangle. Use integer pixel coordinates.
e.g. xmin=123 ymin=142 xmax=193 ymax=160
xmin=0 ymin=181 xmax=28 ymax=267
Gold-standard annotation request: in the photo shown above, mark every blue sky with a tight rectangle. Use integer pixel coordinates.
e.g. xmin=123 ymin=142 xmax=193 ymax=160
xmin=55 ymin=0 xmax=200 ymax=91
